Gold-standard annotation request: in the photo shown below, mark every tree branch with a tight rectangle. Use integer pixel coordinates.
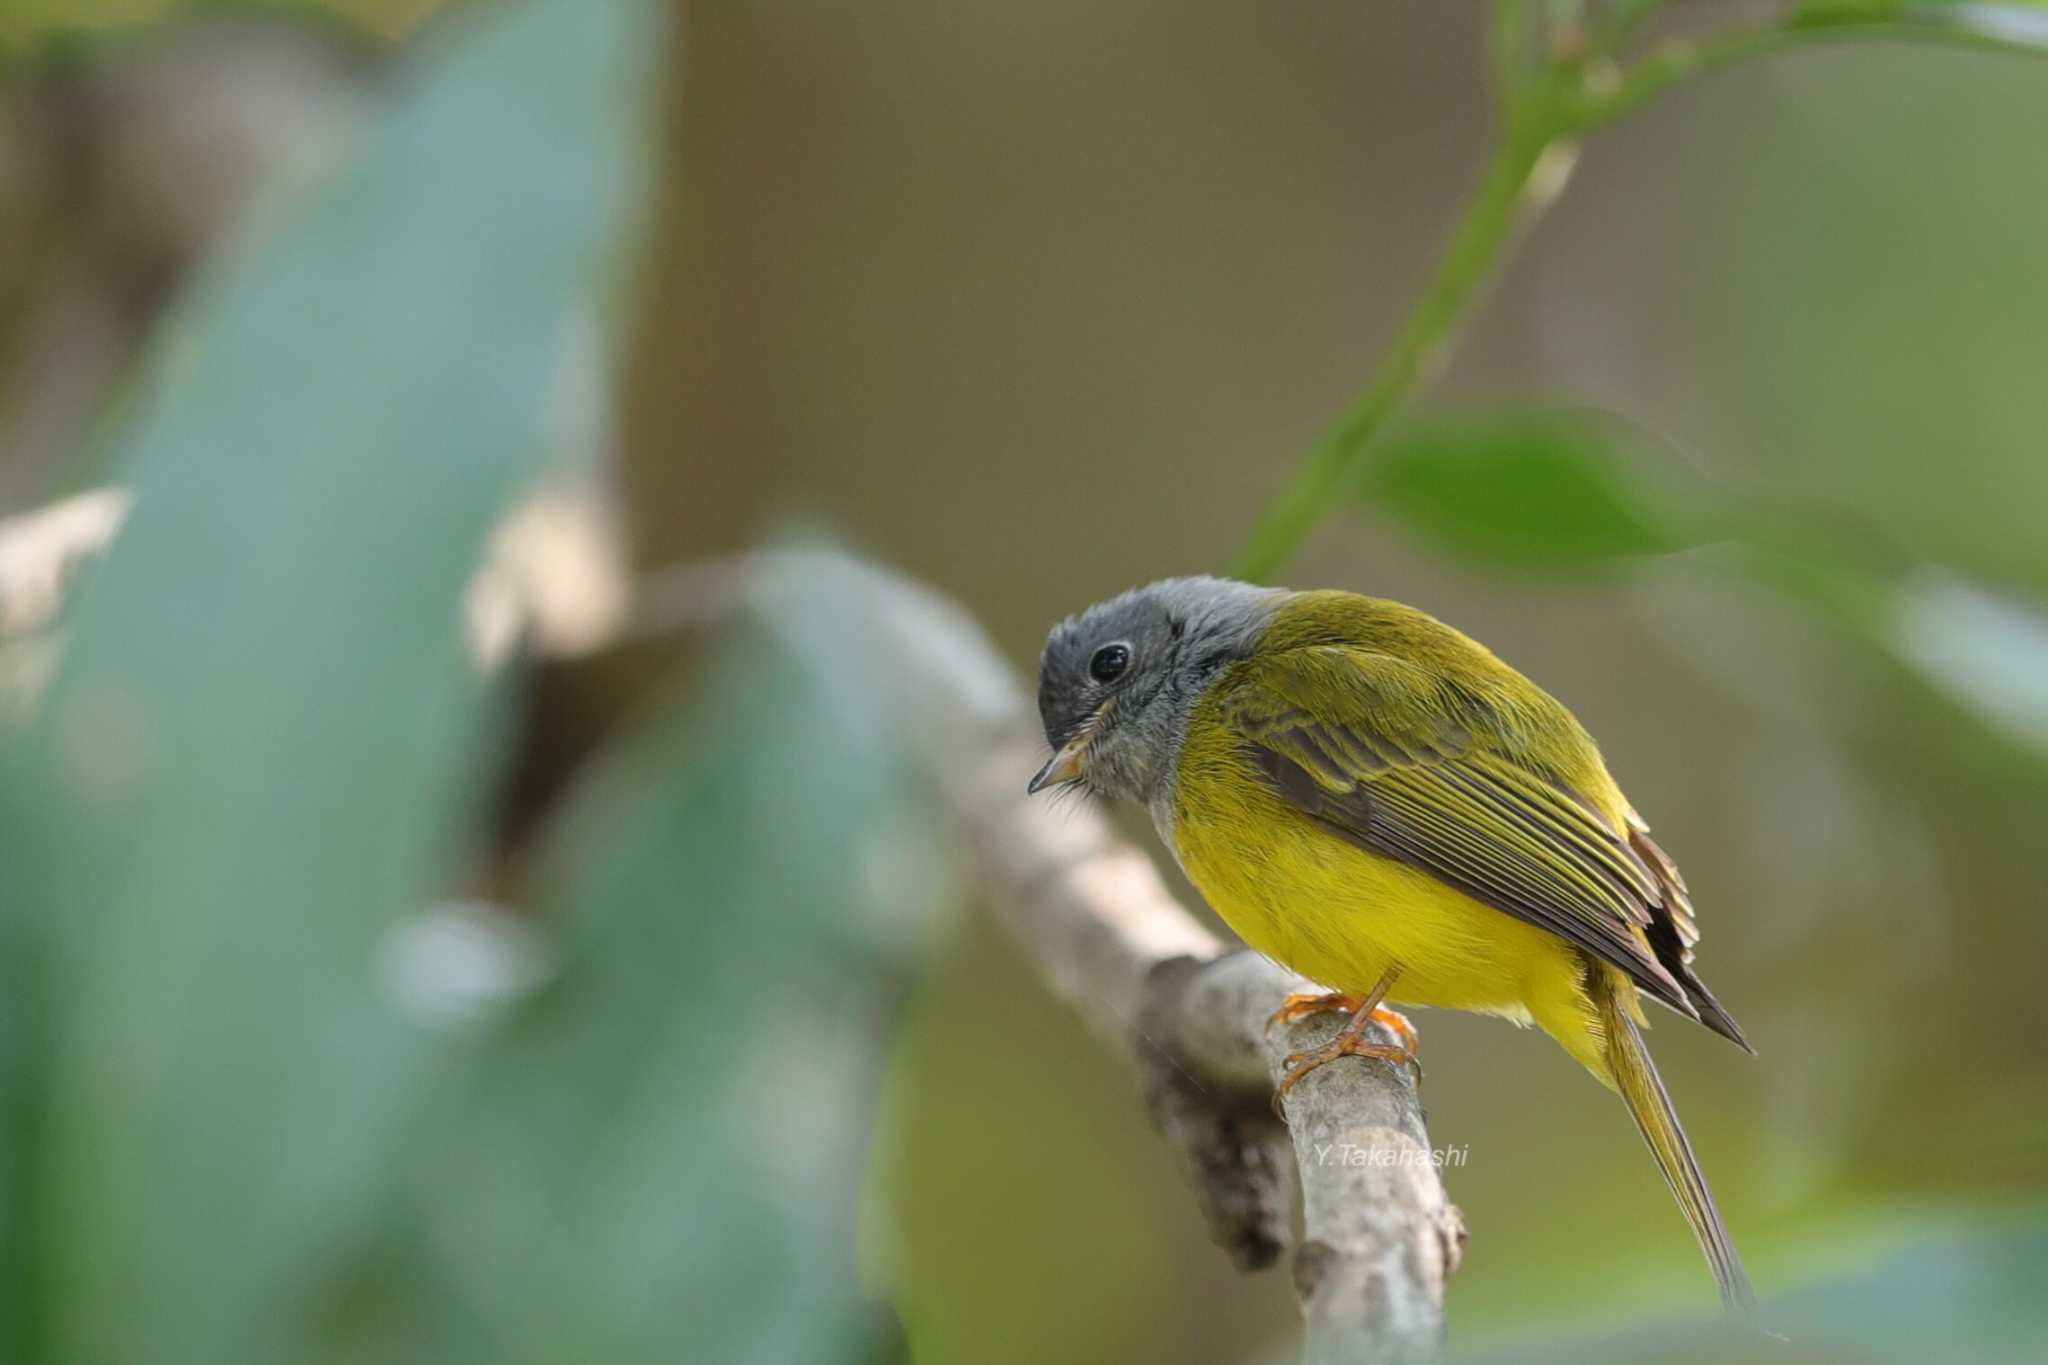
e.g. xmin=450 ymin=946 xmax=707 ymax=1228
xmin=637 ymin=549 xmax=1465 ymax=1362
xmin=4 ymin=499 xmax=1466 ymax=1362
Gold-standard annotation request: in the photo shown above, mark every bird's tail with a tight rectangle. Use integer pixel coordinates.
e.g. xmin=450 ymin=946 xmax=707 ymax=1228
xmin=1594 ymin=971 xmax=1756 ymax=1312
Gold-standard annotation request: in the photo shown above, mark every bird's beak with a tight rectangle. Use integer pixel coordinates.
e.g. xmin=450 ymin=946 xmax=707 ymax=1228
xmin=1027 ymin=734 xmax=1090 ymax=794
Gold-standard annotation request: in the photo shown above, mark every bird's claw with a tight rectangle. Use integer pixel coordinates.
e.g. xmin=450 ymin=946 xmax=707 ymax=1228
xmin=1263 ymin=991 xmax=1363 ymax=1039
xmin=1271 ymin=1022 xmax=1423 ymax=1117
xmin=1367 ymin=1004 xmax=1420 ymax=1055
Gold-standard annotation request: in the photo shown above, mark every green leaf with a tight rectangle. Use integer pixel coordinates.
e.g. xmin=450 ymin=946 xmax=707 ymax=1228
xmin=1888 ymin=571 xmax=2048 ymax=753
xmin=1355 ymin=406 xmax=2048 ymax=765
xmin=406 ymin=566 xmax=940 ymax=1364
xmin=1457 ymin=1210 xmax=2048 ymax=1363
xmin=1791 ymin=1 xmax=2048 ymax=51
xmin=1358 ymin=411 xmax=1708 ymax=575
xmin=0 ymin=0 xmax=658 ymax=1359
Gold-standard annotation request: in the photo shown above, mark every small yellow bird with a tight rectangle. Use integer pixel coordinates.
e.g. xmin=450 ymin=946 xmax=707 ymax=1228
xmin=1029 ymin=577 xmax=1755 ymax=1309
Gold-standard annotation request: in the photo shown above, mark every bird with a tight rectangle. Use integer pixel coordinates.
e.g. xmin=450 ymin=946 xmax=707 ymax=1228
xmin=1028 ymin=576 xmax=1756 ymax=1309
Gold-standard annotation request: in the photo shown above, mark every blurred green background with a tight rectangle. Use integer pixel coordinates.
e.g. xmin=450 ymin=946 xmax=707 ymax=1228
xmin=3 ymin=1 xmax=2046 ymax=1361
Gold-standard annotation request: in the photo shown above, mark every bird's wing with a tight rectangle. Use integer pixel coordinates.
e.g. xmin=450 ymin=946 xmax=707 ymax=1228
xmin=1217 ymin=643 xmax=1702 ymax=1021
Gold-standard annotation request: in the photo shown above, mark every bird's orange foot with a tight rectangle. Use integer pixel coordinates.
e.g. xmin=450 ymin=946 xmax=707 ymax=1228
xmin=1275 ymin=1031 xmax=1423 ymax=1110
xmin=1264 ymin=991 xmax=1363 ymax=1038
xmin=1368 ymin=1005 xmax=1420 ymax=1056
xmin=1264 ymin=994 xmax=1421 ymax=1056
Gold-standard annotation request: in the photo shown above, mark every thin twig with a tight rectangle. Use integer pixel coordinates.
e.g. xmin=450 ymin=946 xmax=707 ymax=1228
xmin=1227 ymin=0 xmax=2048 ymax=585
xmin=1227 ymin=119 xmax=1562 ymax=583
xmin=1575 ymin=15 xmax=2048 ymax=130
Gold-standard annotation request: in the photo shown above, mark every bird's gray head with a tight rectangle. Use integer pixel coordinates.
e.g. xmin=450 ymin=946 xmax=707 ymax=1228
xmin=1030 ymin=576 xmax=1283 ymax=804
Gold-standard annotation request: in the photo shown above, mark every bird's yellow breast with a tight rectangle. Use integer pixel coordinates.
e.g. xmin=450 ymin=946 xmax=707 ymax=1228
xmin=1168 ymin=685 xmax=1598 ymax=1047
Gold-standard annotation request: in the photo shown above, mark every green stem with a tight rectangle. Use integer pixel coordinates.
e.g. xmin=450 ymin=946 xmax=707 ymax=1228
xmin=1489 ymin=0 xmax=1529 ymax=102
xmin=1575 ymin=19 xmax=2048 ymax=130
xmin=1227 ymin=2 xmax=2048 ymax=585
xmin=1227 ymin=120 xmax=1557 ymax=582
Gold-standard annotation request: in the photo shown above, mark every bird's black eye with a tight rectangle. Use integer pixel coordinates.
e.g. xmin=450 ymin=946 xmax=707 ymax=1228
xmin=1089 ymin=642 xmax=1131 ymax=683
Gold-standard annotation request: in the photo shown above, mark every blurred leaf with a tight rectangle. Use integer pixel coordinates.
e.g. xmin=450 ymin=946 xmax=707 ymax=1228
xmin=0 ymin=0 xmax=439 ymax=49
xmin=0 ymin=0 xmax=657 ymax=1358
xmin=1691 ymin=537 xmax=2048 ymax=764
xmin=1888 ymin=571 xmax=2048 ymax=752
xmin=1457 ymin=1210 xmax=2048 ymax=1364
xmin=1359 ymin=411 xmax=1710 ymax=575
xmin=1360 ymin=406 xmax=2048 ymax=764
xmin=1791 ymin=2 xmax=2048 ymax=51
xmin=402 ymin=568 xmax=941 ymax=1365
